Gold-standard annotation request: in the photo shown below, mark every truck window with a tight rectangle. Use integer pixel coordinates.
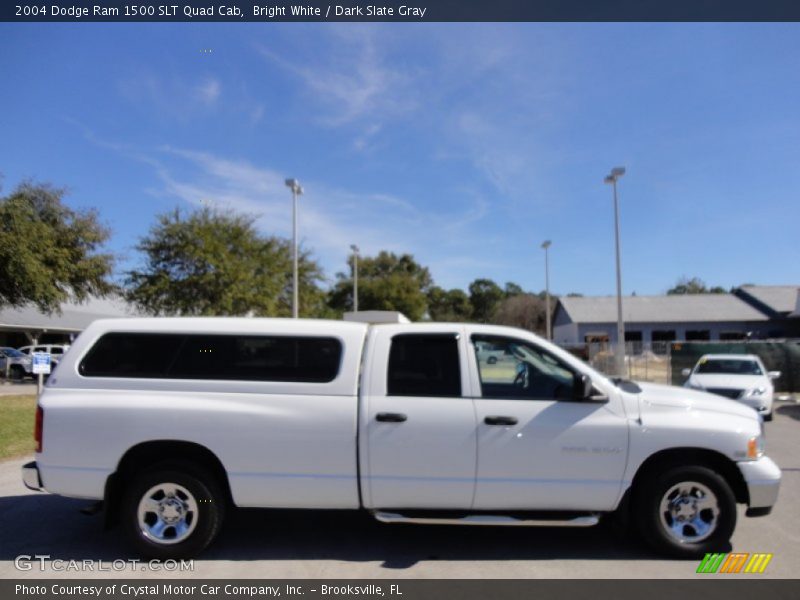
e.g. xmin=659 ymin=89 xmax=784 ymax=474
xmin=387 ymin=334 xmax=461 ymax=397
xmin=472 ymin=334 xmax=575 ymax=400
xmin=79 ymin=333 xmax=342 ymax=383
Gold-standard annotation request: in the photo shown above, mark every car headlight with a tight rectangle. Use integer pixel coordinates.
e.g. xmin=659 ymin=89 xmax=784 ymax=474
xmin=745 ymin=387 xmax=766 ymax=397
xmin=747 ymin=435 xmax=765 ymax=459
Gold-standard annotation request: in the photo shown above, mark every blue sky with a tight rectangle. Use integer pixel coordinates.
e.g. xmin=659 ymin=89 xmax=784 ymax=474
xmin=1 ymin=23 xmax=798 ymax=296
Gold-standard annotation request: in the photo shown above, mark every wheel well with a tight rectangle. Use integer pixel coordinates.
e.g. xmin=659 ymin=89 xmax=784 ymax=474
xmin=630 ymin=447 xmax=749 ymax=505
xmin=104 ymin=440 xmax=233 ymax=527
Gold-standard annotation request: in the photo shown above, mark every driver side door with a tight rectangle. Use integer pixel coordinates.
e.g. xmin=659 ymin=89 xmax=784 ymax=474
xmin=467 ymin=330 xmax=628 ymax=511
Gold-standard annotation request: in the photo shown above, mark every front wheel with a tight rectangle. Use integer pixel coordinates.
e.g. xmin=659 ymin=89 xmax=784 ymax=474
xmin=121 ymin=462 xmax=225 ymax=559
xmin=634 ymin=465 xmax=736 ymax=558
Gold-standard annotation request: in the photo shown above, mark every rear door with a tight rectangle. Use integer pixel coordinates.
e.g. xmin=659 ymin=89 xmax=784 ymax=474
xmin=361 ymin=326 xmax=478 ymax=509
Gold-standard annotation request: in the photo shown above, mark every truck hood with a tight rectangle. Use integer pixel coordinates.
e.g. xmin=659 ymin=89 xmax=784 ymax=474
xmin=688 ymin=374 xmax=766 ymax=390
xmin=635 ymin=381 xmax=759 ymax=420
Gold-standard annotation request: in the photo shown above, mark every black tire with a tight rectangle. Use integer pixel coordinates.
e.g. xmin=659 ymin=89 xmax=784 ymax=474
xmin=763 ymin=412 xmax=773 ymax=422
xmin=633 ymin=465 xmax=736 ymax=558
xmin=9 ymin=365 xmax=25 ymax=381
xmin=121 ymin=461 xmax=225 ymax=559
xmin=487 ymin=356 xmax=497 ymax=365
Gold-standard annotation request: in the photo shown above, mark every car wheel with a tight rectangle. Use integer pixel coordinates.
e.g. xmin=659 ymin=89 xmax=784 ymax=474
xmin=763 ymin=412 xmax=773 ymax=422
xmin=487 ymin=356 xmax=497 ymax=365
xmin=634 ymin=465 xmax=736 ymax=558
xmin=121 ymin=462 xmax=225 ymax=559
xmin=9 ymin=365 xmax=25 ymax=381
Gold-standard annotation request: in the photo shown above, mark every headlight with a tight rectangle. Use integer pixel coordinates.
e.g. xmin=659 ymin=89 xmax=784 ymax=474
xmin=745 ymin=387 xmax=766 ymax=397
xmin=747 ymin=435 xmax=765 ymax=459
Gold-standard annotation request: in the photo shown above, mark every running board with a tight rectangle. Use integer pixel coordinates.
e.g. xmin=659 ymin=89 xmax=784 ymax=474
xmin=373 ymin=511 xmax=599 ymax=527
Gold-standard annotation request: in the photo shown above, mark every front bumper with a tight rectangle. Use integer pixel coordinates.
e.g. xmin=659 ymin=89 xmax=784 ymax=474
xmin=738 ymin=456 xmax=781 ymax=514
xmin=22 ymin=461 xmax=43 ymax=491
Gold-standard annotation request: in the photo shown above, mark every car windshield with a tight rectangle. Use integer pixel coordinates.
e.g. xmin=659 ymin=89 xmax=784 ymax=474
xmin=2 ymin=348 xmax=24 ymax=358
xmin=696 ymin=359 xmax=763 ymax=375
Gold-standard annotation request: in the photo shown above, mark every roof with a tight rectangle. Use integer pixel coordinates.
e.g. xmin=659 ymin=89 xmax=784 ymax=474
xmin=556 ymin=294 xmax=769 ymax=325
xmin=0 ymin=296 xmax=139 ymax=333
xmin=343 ymin=310 xmax=411 ymax=324
xmin=735 ymin=285 xmax=800 ymax=316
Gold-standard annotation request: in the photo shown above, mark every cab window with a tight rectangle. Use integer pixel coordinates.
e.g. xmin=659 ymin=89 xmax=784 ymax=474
xmin=472 ymin=334 xmax=575 ymax=400
xmin=387 ymin=334 xmax=461 ymax=397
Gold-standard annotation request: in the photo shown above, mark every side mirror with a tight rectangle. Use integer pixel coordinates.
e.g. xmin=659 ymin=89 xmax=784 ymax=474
xmin=768 ymin=371 xmax=781 ymax=380
xmin=574 ymin=373 xmax=601 ymax=401
xmin=681 ymin=368 xmax=691 ymax=377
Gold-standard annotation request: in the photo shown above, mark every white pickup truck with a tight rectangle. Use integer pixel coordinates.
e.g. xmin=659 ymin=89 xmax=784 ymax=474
xmin=22 ymin=318 xmax=780 ymax=559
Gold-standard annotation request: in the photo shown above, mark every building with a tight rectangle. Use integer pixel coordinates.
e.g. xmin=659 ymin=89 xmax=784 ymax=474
xmin=0 ymin=297 xmax=137 ymax=348
xmin=552 ymin=286 xmax=800 ymax=346
xmin=733 ymin=285 xmax=800 ymax=338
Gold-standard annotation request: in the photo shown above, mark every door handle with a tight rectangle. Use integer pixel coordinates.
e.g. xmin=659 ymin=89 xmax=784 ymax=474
xmin=484 ymin=415 xmax=518 ymax=426
xmin=376 ymin=412 xmax=408 ymax=423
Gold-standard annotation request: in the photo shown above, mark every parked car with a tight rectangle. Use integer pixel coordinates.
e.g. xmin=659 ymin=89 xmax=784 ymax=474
xmin=683 ymin=354 xmax=779 ymax=421
xmin=0 ymin=347 xmax=33 ymax=380
xmin=474 ymin=339 xmax=506 ymax=364
xmin=18 ymin=344 xmax=70 ymax=366
xmin=23 ymin=318 xmax=780 ymax=560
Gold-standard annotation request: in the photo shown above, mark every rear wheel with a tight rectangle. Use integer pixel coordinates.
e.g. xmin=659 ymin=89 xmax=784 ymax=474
xmin=634 ymin=465 xmax=736 ymax=558
xmin=121 ymin=462 xmax=225 ymax=559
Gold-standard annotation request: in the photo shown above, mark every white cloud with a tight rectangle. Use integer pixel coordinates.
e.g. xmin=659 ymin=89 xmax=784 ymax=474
xmin=255 ymin=26 xmax=418 ymax=146
xmin=196 ymin=78 xmax=221 ymax=105
xmin=131 ymin=146 xmax=492 ymax=287
xmin=117 ymin=72 xmax=223 ymax=118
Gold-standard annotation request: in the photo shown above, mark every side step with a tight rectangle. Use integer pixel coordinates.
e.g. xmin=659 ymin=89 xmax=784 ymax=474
xmin=373 ymin=511 xmax=599 ymax=527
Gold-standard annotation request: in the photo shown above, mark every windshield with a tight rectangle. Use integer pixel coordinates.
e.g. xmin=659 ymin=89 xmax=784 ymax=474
xmin=2 ymin=348 xmax=24 ymax=358
xmin=696 ymin=358 xmax=763 ymax=375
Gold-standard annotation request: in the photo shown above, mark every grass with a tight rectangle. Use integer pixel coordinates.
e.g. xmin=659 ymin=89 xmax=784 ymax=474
xmin=0 ymin=395 xmax=37 ymax=460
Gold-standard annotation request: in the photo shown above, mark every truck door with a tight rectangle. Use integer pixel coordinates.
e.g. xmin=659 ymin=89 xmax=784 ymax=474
xmin=467 ymin=331 xmax=628 ymax=511
xmin=360 ymin=327 xmax=477 ymax=509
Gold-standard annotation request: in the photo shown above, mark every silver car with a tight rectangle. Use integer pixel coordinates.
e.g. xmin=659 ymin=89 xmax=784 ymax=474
xmin=0 ymin=347 xmax=33 ymax=380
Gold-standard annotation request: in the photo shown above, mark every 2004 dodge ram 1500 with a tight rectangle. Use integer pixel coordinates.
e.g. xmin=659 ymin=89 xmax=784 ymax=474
xmin=22 ymin=317 xmax=781 ymax=558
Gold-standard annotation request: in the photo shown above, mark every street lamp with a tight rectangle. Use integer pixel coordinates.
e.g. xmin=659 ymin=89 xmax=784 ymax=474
xmin=350 ymin=244 xmax=360 ymax=312
xmin=604 ymin=166 xmax=626 ymax=377
xmin=541 ymin=240 xmax=552 ymax=340
xmin=285 ymin=178 xmax=304 ymax=319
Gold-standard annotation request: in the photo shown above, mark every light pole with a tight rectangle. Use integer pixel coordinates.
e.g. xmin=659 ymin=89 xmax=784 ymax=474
xmin=541 ymin=240 xmax=552 ymax=340
xmin=350 ymin=244 xmax=359 ymax=312
xmin=604 ymin=166 xmax=626 ymax=377
xmin=285 ymin=178 xmax=304 ymax=319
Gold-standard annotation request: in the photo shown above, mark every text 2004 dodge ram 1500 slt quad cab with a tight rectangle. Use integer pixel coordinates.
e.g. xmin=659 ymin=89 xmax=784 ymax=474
xmin=22 ymin=317 xmax=780 ymax=559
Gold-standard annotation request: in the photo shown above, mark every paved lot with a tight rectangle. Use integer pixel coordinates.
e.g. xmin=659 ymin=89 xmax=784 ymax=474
xmin=1 ymin=402 xmax=798 ymax=579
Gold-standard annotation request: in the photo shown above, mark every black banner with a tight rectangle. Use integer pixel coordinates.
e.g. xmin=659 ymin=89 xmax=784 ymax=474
xmin=4 ymin=580 xmax=800 ymax=600
xmin=3 ymin=1 xmax=800 ymax=23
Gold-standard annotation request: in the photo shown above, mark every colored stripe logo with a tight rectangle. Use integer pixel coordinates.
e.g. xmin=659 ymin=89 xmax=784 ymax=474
xmin=697 ymin=553 xmax=772 ymax=574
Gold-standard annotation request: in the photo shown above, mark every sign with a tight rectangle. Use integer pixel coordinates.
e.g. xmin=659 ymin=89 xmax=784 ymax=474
xmin=32 ymin=352 xmax=51 ymax=375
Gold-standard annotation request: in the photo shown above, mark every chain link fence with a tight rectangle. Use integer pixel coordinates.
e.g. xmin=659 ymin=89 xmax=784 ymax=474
xmin=561 ymin=341 xmax=672 ymax=384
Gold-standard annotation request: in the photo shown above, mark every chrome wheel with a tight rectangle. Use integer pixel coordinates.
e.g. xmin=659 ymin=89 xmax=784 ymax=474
xmin=137 ymin=482 xmax=198 ymax=545
xmin=659 ymin=481 xmax=719 ymax=544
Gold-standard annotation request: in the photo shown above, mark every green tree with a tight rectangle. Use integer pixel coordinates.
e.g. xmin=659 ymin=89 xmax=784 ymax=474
xmin=468 ymin=278 xmax=504 ymax=322
xmin=0 ymin=181 xmax=114 ymax=313
xmin=427 ymin=286 xmax=472 ymax=322
xmin=667 ymin=276 xmax=726 ymax=295
xmin=491 ymin=293 xmax=546 ymax=333
xmin=504 ymin=282 xmax=524 ymax=297
xmin=126 ymin=206 xmax=326 ymax=317
xmin=328 ymin=251 xmax=432 ymax=321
